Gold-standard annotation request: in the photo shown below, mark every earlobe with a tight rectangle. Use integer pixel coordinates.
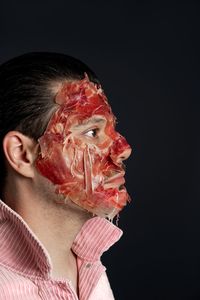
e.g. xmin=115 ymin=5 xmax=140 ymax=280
xmin=3 ymin=131 xmax=37 ymax=178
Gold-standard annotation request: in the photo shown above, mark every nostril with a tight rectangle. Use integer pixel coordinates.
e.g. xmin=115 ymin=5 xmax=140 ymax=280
xmin=120 ymin=156 xmax=126 ymax=160
xmin=110 ymin=136 xmax=132 ymax=164
xmin=120 ymin=147 xmax=132 ymax=161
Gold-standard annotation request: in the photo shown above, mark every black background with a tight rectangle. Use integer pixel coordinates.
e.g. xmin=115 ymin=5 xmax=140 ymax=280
xmin=1 ymin=1 xmax=200 ymax=299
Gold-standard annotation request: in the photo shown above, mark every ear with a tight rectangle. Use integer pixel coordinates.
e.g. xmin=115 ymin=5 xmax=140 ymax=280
xmin=3 ymin=131 xmax=39 ymax=178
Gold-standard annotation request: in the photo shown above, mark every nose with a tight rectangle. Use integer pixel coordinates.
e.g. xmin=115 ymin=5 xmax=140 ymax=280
xmin=110 ymin=134 xmax=132 ymax=165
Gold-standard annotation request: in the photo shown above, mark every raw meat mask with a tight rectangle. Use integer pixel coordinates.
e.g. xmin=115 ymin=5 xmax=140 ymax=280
xmin=35 ymin=74 xmax=132 ymax=220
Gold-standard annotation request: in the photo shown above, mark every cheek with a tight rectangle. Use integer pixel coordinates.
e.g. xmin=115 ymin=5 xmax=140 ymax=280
xmin=89 ymin=151 xmax=114 ymax=186
xmin=91 ymin=153 xmax=123 ymax=181
xmin=65 ymin=142 xmax=85 ymax=178
xmin=90 ymin=153 xmax=104 ymax=180
xmin=36 ymin=137 xmax=86 ymax=185
xmin=36 ymin=142 xmax=74 ymax=184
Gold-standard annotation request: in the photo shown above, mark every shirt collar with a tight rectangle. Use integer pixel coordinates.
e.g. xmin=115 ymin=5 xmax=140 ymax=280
xmin=0 ymin=199 xmax=123 ymax=279
xmin=72 ymin=216 xmax=123 ymax=262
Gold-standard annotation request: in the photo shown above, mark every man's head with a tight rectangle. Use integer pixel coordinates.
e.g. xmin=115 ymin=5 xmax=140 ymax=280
xmin=0 ymin=52 xmax=131 ymax=220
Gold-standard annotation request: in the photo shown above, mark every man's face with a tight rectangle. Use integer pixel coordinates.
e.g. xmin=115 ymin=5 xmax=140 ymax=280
xmin=35 ymin=75 xmax=132 ymax=219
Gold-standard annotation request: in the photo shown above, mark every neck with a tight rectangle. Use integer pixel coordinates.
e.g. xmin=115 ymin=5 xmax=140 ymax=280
xmin=3 ymin=175 xmax=92 ymax=290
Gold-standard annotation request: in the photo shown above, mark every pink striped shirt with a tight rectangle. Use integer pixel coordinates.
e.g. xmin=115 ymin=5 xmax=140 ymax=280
xmin=0 ymin=200 xmax=122 ymax=300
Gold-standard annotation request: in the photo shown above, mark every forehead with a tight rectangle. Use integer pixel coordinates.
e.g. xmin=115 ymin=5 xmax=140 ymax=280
xmin=57 ymin=77 xmax=110 ymax=111
xmin=56 ymin=74 xmax=116 ymax=122
xmin=44 ymin=75 xmax=116 ymax=135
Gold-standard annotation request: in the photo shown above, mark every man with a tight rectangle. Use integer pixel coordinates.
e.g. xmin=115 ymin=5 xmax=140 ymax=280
xmin=0 ymin=52 xmax=132 ymax=299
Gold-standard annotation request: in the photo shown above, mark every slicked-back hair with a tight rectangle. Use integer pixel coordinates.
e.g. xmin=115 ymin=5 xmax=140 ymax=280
xmin=0 ymin=52 xmax=99 ymax=196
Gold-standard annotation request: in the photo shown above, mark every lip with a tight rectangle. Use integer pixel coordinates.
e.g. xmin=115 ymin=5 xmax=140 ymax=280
xmin=104 ymin=171 xmax=125 ymax=183
xmin=104 ymin=174 xmax=125 ymax=189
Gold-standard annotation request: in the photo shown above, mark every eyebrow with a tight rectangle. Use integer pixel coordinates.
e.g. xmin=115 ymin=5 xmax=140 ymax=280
xmin=74 ymin=117 xmax=106 ymax=128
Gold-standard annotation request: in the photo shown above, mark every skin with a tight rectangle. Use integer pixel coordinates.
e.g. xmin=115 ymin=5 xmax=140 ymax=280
xmin=2 ymin=75 xmax=131 ymax=295
xmin=3 ymin=132 xmax=90 ymax=295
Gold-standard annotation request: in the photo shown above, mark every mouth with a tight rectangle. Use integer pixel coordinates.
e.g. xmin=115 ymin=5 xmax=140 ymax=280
xmin=103 ymin=174 xmax=125 ymax=190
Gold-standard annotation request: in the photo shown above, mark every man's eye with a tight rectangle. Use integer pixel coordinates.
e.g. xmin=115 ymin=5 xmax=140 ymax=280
xmin=84 ymin=128 xmax=99 ymax=138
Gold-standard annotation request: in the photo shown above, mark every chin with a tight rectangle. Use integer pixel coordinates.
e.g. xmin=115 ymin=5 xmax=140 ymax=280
xmin=56 ymin=186 xmax=130 ymax=221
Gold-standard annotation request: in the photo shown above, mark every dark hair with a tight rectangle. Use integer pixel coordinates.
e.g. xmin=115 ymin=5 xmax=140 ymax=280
xmin=0 ymin=52 xmax=99 ymax=195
